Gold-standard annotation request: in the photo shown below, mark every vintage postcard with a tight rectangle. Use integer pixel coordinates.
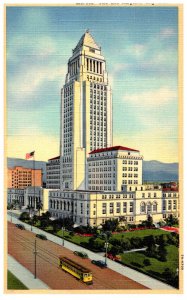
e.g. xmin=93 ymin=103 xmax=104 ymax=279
xmin=4 ymin=2 xmax=183 ymax=295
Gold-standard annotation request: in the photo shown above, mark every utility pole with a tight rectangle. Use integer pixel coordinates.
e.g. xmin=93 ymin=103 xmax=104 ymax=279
xmin=33 ymin=238 xmax=37 ymax=279
xmin=62 ymin=226 xmax=65 ymax=246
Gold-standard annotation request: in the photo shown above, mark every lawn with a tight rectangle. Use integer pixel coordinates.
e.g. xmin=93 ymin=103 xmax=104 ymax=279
xmin=121 ymin=245 xmax=179 ymax=283
xmin=112 ymin=229 xmax=171 ymax=239
xmin=7 ymin=271 xmax=28 ymax=290
xmin=56 ymin=229 xmax=90 ymax=245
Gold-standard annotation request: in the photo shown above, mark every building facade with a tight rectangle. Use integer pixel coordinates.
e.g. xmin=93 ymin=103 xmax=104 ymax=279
xmin=8 ymin=166 xmax=42 ymax=189
xmin=49 ymin=186 xmax=179 ymax=227
xmin=48 ymin=31 xmax=179 ymax=227
xmin=88 ymin=146 xmax=143 ymax=192
xmin=60 ymin=30 xmax=112 ymax=191
xmin=46 ymin=156 xmax=60 ymax=189
xmin=7 ymin=188 xmax=25 ymax=207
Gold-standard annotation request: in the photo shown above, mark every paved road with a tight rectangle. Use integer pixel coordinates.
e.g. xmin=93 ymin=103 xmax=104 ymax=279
xmin=7 ymin=212 xmax=175 ymax=290
xmin=8 ymin=255 xmax=49 ymax=290
xmin=8 ymin=222 xmax=147 ymax=290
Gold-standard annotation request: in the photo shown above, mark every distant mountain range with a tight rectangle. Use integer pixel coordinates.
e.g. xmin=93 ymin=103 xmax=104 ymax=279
xmin=7 ymin=157 xmax=47 ymax=183
xmin=7 ymin=158 xmax=179 ymax=185
xmin=143 ymin=160 xmax=178 ymax=182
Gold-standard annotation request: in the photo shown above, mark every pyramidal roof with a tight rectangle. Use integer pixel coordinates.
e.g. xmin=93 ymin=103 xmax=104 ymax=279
xmin=73 ymin=30 xmax=100 ymax=53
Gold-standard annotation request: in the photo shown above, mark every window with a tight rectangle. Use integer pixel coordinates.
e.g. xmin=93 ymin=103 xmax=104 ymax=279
xmin=168 ymin=200 xmax=172 ymax=210
xmin=163 ymin=200 xmax=166 ymax=210
xmin=109 ymin=203 xmax=114 ymax=214
xmin=129 ymin=202 xmax=133 ymax=213
xmin=153 ymin=202 xmax=157 ymax=212
xmin=102 ymin=203 xmax=107 ymax=214
xmin=147 ymin=202 xmax=152 ymax=213
xmin=123 ymin=202 xmax=127 ymax=213
xmin=140 ymin=202 xmax=146 ymax=213
xmin=116 ymin=202 xmax=120 ymax=213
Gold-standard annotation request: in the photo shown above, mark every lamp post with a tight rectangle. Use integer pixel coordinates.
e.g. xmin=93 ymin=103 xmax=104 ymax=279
xmin=62 ymin=226 xmax=65 ymax=246
xmin=102 ymin=232 xmax=110 ymax=265
xmin=104 ymin=239 xmax=109 ymax=265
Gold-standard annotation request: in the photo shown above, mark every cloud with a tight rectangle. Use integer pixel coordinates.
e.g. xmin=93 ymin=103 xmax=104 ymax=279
xmin=160 ymin=27 xmax=176 ymax=38
xmin=123 ymin=87 xmax=177 ymax=108
xmin=8 ymin=64 xmax=66 ymax=99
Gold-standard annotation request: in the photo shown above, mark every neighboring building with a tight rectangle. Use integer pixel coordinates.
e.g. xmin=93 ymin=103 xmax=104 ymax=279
xmin=7 ymin=188 xmax=25 ymax=207
xmin=24 ymin=187 xmax=49 ymax=212
xmin=46 ymin=156 xmax=60 ymax=189
xmin=60 ymin=30 xmax=112 ymax=191
xmin=88 ymin=146 xmax=143 ymax=192
xmin=8 ymin=166 xmax=42 ymax=189
xmin=49 ymin=186 xmax=179 ymax=226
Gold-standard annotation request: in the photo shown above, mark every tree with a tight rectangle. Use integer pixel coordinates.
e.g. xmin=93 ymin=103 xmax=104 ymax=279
xmin=143 ymin=235 xmax=156 ymax=247
xmin=36 ymin=201 xmax=43 ymax=216
xmin=165 ymin=214 xmax=179 ymax=226
xmin=102 ymin=218 xmax=119 ymax=232
xmin=110 ymin=245 xmax=122 ymax=256
xmin=157 ymin=234 xmax=168 ymax=246
xmin=143 ymin=259 xmax=151 ymax=266
xmin=19 ymin=212 xmax=30 ymax=221
xmin=157 ymin=245 xmax=167 ymax=261
xmin=162 ymin=268 xmax=179 ymax=288
xmin=122 ymin=239 xmax=132 ymax=251
xmin=146 ymin=243 xmax=157 ymax=258
xmin=147 ymin=215 xmax=153 ymax=227
xmin=130 ymin=237 xmax=143 ymax=249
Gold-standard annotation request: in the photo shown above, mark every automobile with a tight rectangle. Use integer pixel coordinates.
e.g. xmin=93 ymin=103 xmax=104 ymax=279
xmin=105 ymin=253 xmax=121 ymax=261
xmin=91 ymin=260 xmax=107 ymax=268
xmin=36 ymin=234 xmax=47 ymax=240
xmin=15 ymin=224 xmax=25 ymax=230
xmin=73 ymin=251 xmax=88 ymax=258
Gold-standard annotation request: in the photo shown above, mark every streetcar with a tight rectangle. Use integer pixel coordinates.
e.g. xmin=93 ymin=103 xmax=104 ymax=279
xmin=59 ymin=256 xmax=93 ymax=284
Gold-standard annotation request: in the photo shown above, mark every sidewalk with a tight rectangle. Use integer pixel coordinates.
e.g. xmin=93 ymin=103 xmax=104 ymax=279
xmin=7 ymin=213 xmax=175 ymax=290
xmin=8 ymin=255 xmax=49 ymax=290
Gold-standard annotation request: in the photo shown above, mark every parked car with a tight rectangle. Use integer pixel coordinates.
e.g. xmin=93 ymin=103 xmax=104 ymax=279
xmin=36 ymin=234 xmax=47 ymax=240
xmin=73 ymin=251 xmax=88 ymax=258
xmin=105 ymin=253 xmax=121 ymax=261
xmin=91 ymin=260 xmax=107 ymax=268
xmin=15 ymin=224 xmax=25 ymax=230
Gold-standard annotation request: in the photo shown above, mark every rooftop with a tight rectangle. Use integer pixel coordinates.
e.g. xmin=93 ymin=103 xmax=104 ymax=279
xmin=89 ymin=145 xmax=139 ymax=155
xmin=73 ymin=30 xmax=100 ymax=53
xmin=48 ymin=156 xmax=60 ymax=161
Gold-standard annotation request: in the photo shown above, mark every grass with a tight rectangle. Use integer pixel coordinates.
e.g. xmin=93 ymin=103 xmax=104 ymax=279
xmin=56 ymin=229 xmax=90 ymax=244
xmin=121 ymin=245 xmax=179 ymax=282
xmin=7 ymin=271 xmax=28 ymax=290
xmin=111 ymin=229 xmax=171 ymax=239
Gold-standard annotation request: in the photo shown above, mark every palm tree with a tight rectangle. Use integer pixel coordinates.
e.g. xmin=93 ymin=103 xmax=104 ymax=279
xmin=36 ymin=201 xmax=43 ymax=216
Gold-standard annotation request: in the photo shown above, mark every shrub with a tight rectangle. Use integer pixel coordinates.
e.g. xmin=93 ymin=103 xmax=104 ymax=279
xmin=143 ymin=259 xmax=151 ymax=266
xmin=19 ymin=212 xmax=30 ymax=221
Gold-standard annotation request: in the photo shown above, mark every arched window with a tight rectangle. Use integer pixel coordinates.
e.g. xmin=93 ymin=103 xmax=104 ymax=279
xmin=140 ymin=202 xmax=146 ymax=213
xmin=50 ymin=200 xmax=52 ymax=209
xmin=57 ymin=201 xmax=59 ymax=210
xmin=147 ymin=202 xmax=152 ymax=213
xmin=153 ymin=201 xmax=157 ymax=212
xmin=53 ymin=201 xmax=56 ymax=209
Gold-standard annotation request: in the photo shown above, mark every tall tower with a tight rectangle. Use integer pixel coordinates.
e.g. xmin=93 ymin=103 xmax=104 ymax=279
xmin=60 ymin=30 xmax=112 ymax=190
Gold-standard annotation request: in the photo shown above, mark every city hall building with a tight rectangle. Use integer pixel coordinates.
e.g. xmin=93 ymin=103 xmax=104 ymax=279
xmin=49 ymin=31 xmax=179 ymax=226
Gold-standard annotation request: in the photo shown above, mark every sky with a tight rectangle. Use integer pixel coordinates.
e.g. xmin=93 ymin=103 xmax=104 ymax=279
xmin=6 ymin=5 xmax=179 ymax=162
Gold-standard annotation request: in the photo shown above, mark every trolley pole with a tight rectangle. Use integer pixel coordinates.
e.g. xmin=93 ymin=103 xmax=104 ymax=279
xmin=33 ymin=239 xmax=37 ymax=279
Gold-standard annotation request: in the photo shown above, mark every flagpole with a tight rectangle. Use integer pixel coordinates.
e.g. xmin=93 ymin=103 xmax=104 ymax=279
xmin=33 ymin=151 xmax=35 ymax=217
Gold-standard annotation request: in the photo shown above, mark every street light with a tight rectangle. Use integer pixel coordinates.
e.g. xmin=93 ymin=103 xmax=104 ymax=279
xmin=102 ymin=232 xmax=110 ymax=265
xmin=104 ymin=240 xmax=109 ymax=265
xmin=62 ymin=226 xmax=65 ymax=246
